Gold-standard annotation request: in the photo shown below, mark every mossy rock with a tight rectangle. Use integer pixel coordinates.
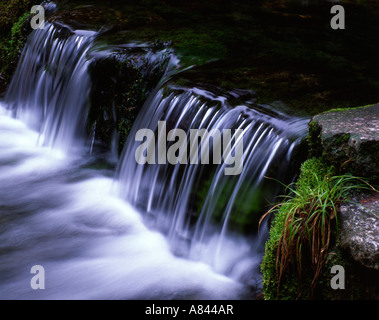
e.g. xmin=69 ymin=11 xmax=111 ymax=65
xmin=87 ymin=45 xmax=174 ymax=153
xmin=309 ymin=104 xmax=379 ymax=180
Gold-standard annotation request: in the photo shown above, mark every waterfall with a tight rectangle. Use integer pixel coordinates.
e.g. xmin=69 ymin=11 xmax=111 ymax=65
xmin=5 ymin=22 xmax=95 ymax=153
xmin=0 ymin=19 xmax=309 ymax=299
xmin=0 ymin=22 xmax=253 ymax=299
xmin=117 ymin=86 xmax=308 ymax=279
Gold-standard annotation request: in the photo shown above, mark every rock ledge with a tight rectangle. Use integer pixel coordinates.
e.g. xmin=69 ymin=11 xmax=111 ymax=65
xmin=310 ymin=104 xmax=379 ymax=178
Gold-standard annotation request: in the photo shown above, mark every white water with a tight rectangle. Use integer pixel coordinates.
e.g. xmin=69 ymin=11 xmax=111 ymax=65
xmin=0 ymin=105 xmax=250 ymax=300
xmin=5 ymin=23 xmax=94 ymax=154
xmin=117 ymin=87 xmax=308 ymax=277
xmin=0 ymin=22 xmax=308 ymax=299
xmin=0 ymin=23 xmax=258 ymax=299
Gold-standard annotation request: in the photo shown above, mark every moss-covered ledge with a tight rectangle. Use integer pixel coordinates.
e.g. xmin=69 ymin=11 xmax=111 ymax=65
xmin=261 ymin=104 xmax=379 ymax=300
xmin=307 ymin=104 xmax=379 ymax=181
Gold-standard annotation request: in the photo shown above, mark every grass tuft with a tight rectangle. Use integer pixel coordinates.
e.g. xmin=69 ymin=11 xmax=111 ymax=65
xmin=261 ymin=157 xmax=376 ymax=299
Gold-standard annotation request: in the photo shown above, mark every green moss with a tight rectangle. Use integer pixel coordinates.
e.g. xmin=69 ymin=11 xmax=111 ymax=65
xmin=306 ymin=120 xmax=322 ymax=158
xmin=161 ymin=29 xmax=228 ymax=67
xmin=261 ymin=200 xmax=289 ymax=300
xmin=296 ymin=157 xmax=329 ymax=188
xmin=321 ymin=103 xmax=375 ymax=115
xmin=0 ymin=0 xmax=33 ymax=91
xmin=6 ymin=12 xmax=30 ymax=56
xmin=0 ymin=0 xmax=32 ymax=31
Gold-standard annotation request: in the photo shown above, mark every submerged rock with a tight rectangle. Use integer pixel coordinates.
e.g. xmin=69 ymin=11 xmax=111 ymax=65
xmin=339 ymin=193 xmax=379 ymax=270
xmin=309 ymin=104 xmax=379 ymax=179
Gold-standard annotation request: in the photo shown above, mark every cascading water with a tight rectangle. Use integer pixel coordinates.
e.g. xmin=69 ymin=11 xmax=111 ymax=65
xmin=5 ymin=22 xmax=95 ymax=153
xmin=117 ymin=86 xmax=308 ymax=282
xmin=0 ymin=19 xmax=308 ymax=300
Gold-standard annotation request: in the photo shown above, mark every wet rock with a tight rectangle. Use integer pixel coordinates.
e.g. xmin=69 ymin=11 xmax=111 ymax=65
xmin=87 ymin=45 xmax=177 ymax=153
xmin=339 ymin=193 xmax=379 ymax=270
xmin=228 ymin=88 xmax=256 ymax=100
xmin=309 ymin=104 xmax=379 ymax=179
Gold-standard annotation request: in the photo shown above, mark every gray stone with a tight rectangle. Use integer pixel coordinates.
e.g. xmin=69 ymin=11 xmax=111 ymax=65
xmin=339 ymin=193 xmax=379 ymax=270
xmin=310 ymin=104 xmax=379 ymax=177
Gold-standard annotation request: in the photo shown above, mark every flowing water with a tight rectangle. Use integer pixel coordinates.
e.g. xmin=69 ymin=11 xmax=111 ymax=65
xmin=0 ymin=22 xmax=308 ymax=299
xmin=5 ymin=23 xmax=95 ymax=154
xmin=117 ymin=86 xmax=308 ymax=279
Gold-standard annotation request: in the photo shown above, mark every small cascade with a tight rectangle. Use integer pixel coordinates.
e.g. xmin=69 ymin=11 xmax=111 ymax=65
xmin=0 ymin=22 xmax=253 ymax=299
xmin=5 ymin=22 xmax=96 ymax=153
xmin=0 ymin=15 xmax=310 ymax=298
xmin=117 ymin=86 xmax=308 ymax=279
